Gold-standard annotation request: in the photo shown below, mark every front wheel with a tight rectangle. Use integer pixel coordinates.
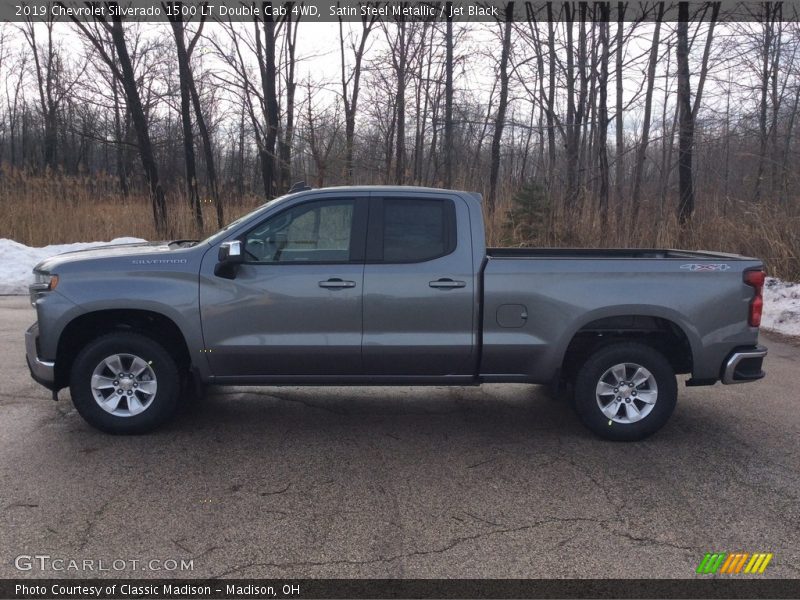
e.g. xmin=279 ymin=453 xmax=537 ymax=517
xmin=573 ymin=342 xmax=677 ymax=441
xmin=70 ymin=332 xmax=180 ymax=434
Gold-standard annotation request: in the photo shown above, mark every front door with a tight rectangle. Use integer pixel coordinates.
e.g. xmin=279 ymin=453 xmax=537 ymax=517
xmin=200 ymin=196 xmax=367 ymax=377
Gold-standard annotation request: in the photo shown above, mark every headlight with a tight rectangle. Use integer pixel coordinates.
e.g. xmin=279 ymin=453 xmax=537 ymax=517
xmin=30 ymin=272 xmax=58 ymax=306
xmin=33 ymin=272 xmax=59 ymax=290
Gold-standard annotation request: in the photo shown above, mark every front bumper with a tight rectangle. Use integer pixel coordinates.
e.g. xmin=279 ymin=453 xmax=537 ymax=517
xmin=721 ymin=345 xmax=768 ymax=384
xmin=25 ymin=323 xmax=56 ymax=390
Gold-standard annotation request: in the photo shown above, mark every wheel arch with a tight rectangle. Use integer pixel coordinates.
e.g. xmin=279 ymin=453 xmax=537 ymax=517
xmin=559 ymin=311 xmax=696 ymax=382
xmin=54 ymin=309 xmax=192 ymax=389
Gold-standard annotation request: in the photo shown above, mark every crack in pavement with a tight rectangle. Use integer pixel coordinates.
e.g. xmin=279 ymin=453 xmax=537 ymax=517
xmin=76 ymin=501 xmax=110 ymax=552
xmin=211 ymin=516 xmax=618 ymax=577
xmin=260 ymin=483 xmax=292 ymax=496
xmin=602 ymin=527 xmax=698 ymax=553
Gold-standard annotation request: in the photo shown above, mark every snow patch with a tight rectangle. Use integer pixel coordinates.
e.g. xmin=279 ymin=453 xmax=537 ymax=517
xmin=0 ymin=237 xmax=145 ymax=295
xmin=763 ymin=277 xmax=800 ymax=337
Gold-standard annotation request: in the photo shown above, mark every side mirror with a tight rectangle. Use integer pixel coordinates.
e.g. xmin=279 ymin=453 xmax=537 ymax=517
xmin=218 ymin=240 xmax=244 ymax=263
xmin=215 ymin=240 xmax=244 ymax=279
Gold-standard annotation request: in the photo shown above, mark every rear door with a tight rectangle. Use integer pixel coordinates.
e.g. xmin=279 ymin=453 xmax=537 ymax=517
xmin=200 ymin=194 xmax=368 ymax=377
xmin=361 ymin=192 xmax=476 ymax=377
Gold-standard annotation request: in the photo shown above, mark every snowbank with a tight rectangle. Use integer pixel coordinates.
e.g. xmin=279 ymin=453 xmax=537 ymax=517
xmin=0 ymin=238 xmax=145 ymax=295
xmin=763 ymin=277 xmax=800 ymax=337
xmin=1 ymin=237 xmax=798 ymax=338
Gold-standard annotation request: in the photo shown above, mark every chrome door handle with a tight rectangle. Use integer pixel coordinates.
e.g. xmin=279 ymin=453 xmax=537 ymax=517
xmin=319 ymin=278 xmax=356 ymax=289
xmin=429 ymin=278 xmax=466 ymax=289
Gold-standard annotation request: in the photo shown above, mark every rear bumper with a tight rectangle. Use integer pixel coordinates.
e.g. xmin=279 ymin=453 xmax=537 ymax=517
xmin=721 ymin=345 xmax=767 ymax=384
xmin=25 ymin=323 xmax=56 ymax=390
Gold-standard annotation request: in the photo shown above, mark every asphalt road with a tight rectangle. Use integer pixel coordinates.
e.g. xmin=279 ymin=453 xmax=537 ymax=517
xmin=1 ymin=296 xmax=798 ymax=580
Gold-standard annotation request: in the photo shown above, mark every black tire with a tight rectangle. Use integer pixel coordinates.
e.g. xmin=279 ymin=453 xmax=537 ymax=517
xmin=573 ymin=342 xmax=677 ymax=441
xmin=69 ymin=332 xmax=180 ymax=434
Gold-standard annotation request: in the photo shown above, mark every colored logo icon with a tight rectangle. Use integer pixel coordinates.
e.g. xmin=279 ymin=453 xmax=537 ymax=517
xmin=696 ymin=552 xmax=773 ymax=574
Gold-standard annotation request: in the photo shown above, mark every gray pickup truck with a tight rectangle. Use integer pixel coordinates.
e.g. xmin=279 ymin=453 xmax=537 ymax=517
xmin=26 ymin=186 xmax=767 ymax=440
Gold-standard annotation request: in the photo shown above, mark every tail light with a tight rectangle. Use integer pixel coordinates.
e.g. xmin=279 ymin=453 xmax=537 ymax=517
xmin=744 ymin=269 xmax=765 ymax=327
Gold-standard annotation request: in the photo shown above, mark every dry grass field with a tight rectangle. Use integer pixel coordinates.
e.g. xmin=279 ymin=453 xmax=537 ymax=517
xmin=1 ymin=168 xmax=798 ymax=280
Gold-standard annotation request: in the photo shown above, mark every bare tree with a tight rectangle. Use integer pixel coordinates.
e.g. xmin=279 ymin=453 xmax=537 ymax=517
xmin=184 ymin=5 xmax=223 ymax=227
xmin=614 ymin=2 xmax=626 ymax=219
xmin=443 ymin=4 xmax=454 ymax=188
xmin=166 ymin=3 xmax=203 ymax=232
xmin=303 ymin=81 xmax=341 ymax=187
xmin=5 ymin=50 xmax=27 ymax=167
xmin=339 ymin=10 xmax=377 ymax=184
xmin=630 ymin=3 xmax=664 ymax=228
xmin=382 ymin=19 xmax=420 ymax=185
xmin=596 ymin=8 xmax=611 ymax=223
xmin=564 ymin=5 xmax=589 ymax=213
xmin=753 ymin=2 xmax=782 ymax=201
xmin=676 ymin=2 xmax=719 ymax=225
xmin=254 ymin=9 xmax=280 ymax=197
xmin=278 ymin=7 xmax=299 ymax=191
xmin=676 ymin=2 xmax=694 ymax=226
xmin=21 ymin=17 xmax=84 ymax=170
xmin=488 ymin=2 xmax=514 ymax=215
xmin=109 ymin=49 xmax=129 ymax=195
xmin=68 ymin=15 xmax=168 ymax=232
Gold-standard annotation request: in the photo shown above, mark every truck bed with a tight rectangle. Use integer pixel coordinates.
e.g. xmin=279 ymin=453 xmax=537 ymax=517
xmin=487 ymin=247 xmax=754 ymax=260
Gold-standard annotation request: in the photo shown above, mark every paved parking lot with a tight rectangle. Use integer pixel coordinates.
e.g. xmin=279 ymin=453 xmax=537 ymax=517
xmin=1 ymin=296 xmax=798 ymax=579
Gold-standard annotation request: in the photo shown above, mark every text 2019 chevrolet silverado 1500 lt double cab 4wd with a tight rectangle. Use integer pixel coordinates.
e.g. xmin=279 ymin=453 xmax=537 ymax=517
xmin=26 ymin=186 xmax=767 ymax=440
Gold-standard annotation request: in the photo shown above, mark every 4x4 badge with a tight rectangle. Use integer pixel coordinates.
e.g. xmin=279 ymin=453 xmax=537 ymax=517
xmin=680 ymin=263 xmax=731 ymax=272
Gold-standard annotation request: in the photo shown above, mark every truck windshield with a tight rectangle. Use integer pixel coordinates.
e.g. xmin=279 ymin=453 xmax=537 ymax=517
xmin=201 ymin=195 xmax=288 ymax=246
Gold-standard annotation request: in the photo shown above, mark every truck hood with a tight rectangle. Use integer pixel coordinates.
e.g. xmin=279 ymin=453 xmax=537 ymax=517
xmin=34 ymin=240 xmax=183 ymax=273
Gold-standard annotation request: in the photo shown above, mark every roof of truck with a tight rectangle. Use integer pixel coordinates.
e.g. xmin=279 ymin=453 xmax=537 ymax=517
xmin=287 ymin=183 xmax=482 ymax=201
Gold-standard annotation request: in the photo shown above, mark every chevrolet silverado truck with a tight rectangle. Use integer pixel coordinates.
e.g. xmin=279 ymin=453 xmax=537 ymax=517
xmin=26 ymin=186 xmax=768 ymax=440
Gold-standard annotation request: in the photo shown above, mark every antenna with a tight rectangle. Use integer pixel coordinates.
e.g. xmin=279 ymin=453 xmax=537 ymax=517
xmin=288 ymin=181 xmax=312 ymax=194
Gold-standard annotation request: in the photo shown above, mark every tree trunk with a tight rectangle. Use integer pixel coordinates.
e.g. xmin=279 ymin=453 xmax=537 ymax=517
xmin=487 ymin=2 xmax=514 ymax=216
xmin=394 ymin=21 xmax=407 ymax=185
xmin=255 ymin=11 xmax=279 ymax=198
xmin=339 ymin=17 xmax=374 ymax=184
xmin=108 ymin=18 xmax=167 ymax=232
xmin=413 ymin=24 xmax=430 ymax=185
xmin=753 ymin=5 xmax=775 ymax=203
xmin=236 ymin=96 xmax=246 ymax=200
xmin=169 ymin=14 xmax=203 ymax=233
xmin=630 ymin=3 xmax=663 ymax=228
xmin=614 ymin=3 xmax=625 ymax=222
xmin=596 ymin=12 xmax=610 ymax=225
xmin=676 ymin=2 xmax=695 ymax=226
xmin=279 ymin=10 xmax=298 ymax=192
xmin=564 ymin=4 xmax=586 ymax=214
xmin=111 ymin=70 xmax=129 ymax=196
xmin=444 ymin=4 xmax=454 ymax=188
xmin=24 ymin=20 xmax=59 ymax=171
xmin=768 ymin=12 xmax=782 ymax=199
xmin=188 ymin=76 xmax=222 ymax=227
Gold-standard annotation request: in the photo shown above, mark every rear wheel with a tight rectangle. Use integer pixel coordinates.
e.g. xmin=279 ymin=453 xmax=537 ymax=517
xmin=70 ymin=332 xmax=180 ymax=434
xmin=573 ymin=342 xmax=677 ymax=441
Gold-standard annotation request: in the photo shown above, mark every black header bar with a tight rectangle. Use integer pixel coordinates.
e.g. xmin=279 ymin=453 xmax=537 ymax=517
xmin=3 ymin=578 xmax=800 ymax=599
xmin=3 ymin=1 xmax=799 ymax=23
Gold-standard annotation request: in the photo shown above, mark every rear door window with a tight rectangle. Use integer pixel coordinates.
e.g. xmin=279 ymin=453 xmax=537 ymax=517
xmin=377 ymin=198 xmax=456 ymax=263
